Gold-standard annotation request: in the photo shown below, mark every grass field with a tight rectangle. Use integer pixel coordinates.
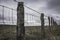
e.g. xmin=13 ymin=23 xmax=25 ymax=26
xmin=0 ymin=25 xmax=60 ymax=40
xmin=0 ymin=25 xmax=17 ymax=40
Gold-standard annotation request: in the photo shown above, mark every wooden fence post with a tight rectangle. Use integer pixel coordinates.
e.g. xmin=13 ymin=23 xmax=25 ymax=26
xmin=48 ymin=16 xmax=51 ymax=30
xmin=40 ymin=13 xmax=45 ymax=40
xmin=48 ymin=17 xmax=50 ymax=27
xmin=51 ymin=17 xmax=53 ymax=26
xmin=17 ymin=2 xmax=25 ymax=40
xmin=53 ymin=18 xmax=55 ymax=26
xmin=53 ymin=18 xmax=57 ymax=26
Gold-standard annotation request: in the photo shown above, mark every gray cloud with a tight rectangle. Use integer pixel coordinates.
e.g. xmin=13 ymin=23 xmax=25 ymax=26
xmin=0 ymin=0 xmax=13 ymax=3
xmin=48 ymin=0 xmax=60 ymax=8
xmin=24 ymin=0 xmax=39 ymax=3
xmin=24 ymin=0 xmax=46 ymax=4
xmin=47 ymin=0 xmax=60 ymax=13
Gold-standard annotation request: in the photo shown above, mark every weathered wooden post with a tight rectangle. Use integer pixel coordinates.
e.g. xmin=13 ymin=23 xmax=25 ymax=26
xmin=51 ymin=17 xmax=52 ymax=30
xmin=48 ymin=16 xmax=51 ymax=30
xmin=53 ymin=18 xmax=55 ymax=26
xmin=17 ymin=2 xmax=25 ymax=40
xmin=51 ymin=17 xmax=54 ymax=30
xmin=40 ymin=13 xmax=45 ymax=40
xmin=48 ymin=17 xmax=50 ymax=27
xmin=51 ymin=17 xmax=53 ymax=26
xmin=52 ymin=18 xmax=57 ymax=25
xmin=53 ymin=21 xmax=57 ymax=26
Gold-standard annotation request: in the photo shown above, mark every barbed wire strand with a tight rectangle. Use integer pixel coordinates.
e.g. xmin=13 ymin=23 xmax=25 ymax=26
xmin=0 ymin=5 xmax=16 ymax=11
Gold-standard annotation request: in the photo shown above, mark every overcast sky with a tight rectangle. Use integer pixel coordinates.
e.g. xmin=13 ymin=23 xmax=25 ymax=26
xmin=0 ymin=0 xmax=60 ymax=25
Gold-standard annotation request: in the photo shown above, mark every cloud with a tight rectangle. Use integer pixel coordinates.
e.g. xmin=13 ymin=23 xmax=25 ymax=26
xmin=48 ymin=0 xmax=60 ymax=8
xmin=24 ymin=0 xmax=47 ymax=4
xmin=24 ymin=0 xmax=40 ymax=3
xmin=47 ymin=0 xmax=60 ymax=13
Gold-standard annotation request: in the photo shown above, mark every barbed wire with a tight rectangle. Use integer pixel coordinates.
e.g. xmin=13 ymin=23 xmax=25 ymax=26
xmin=13 ymin=1 xmax=60 ymax=19
xmin=25 ymin=13 xmax=40 ymax=18
xmin=24 ymin=4 xmax=60 ymax=18
xmin=0 ymin=4 xmax=60 ymax=18
xmin=24 ymin=5 xmax=41 ymax=14
xmin=0 ymin=5 xmax=16 ymax=11
xmin=0 ymin=4 xmax=60 ymax=25
xmin=0 ymin=5 xmax=17 ymax=24
xmin=24 ymin=4 xmax=49 ymax=17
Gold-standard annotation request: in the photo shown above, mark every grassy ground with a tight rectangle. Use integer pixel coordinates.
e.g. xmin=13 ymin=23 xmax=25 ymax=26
xmin=0 ymin=25 xmax=17 ymax=40
xmin=25 ymin=26 xmax=60 ymax=40
xmin=0 ymin=25 xmax=60 ymax=40
xmin=25 ymin=26 xmax=41 ymax=40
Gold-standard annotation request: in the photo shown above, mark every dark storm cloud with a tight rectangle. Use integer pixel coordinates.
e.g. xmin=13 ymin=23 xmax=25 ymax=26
xmin=47 ymin=0 xmax=60 ymax=24
xmin=48 ymin=0 xmax=60 ymax=8
xmin=47 ymin=0 xmax=60 ymax=13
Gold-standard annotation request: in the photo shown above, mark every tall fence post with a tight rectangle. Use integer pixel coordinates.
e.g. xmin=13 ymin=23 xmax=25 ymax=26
xmin=48 ymin=16 xmax=51 ymax=30
xmin=40 ymin=13 xmax=45 ymax=40
xmin=53 ymin=18 xmax=57 ymax=26
xmin=51 ymin=17 xmax=53 ymax=30
xmin=51 ymin=17 xmax=55 ymax=30
xmin=53 ymin=18 xmax=55 ymax=26
xmin=51 ymin=17 xmax=53 ymax=26
xmin=17 ymin=2 xmax=25 ymax=40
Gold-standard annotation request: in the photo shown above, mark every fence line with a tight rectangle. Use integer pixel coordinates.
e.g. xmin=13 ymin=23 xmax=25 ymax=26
xmin=0 ymin=5 xmax=17 ymax=25
xmin=24 ymin=5 xmax=41 ymax=14
xmin=0 ymin=2 xmax=60 ymax=40
xmin=0 ymin=5 xmax=16 ymax=11
xmin=25 ymin=13 xmax=40 ymax=18
xmin=0 ymin=4 xmax=60 ymax=25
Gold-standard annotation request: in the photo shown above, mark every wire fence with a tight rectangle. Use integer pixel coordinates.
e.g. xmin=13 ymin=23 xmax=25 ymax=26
xmin=24 ymin=4 xmax=60 ymax=40
xmin=0 ymin=4 xmax=60 ymax=25
xmin=0 ymin=4 xmax=41 ymax=26
xmin=0 ymin=2 xmax=60 ymax=40
xmin=24 ymin=4 xmax=46 ymax=40
xmin=0 ymin=5 xmax=17 ymax=25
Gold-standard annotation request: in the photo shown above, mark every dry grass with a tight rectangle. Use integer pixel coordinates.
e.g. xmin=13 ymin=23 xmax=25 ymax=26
xmin=0 ymin=25 xmax=17 ymax=40
xmin=0 ymin=25 xmax=60 ymax=40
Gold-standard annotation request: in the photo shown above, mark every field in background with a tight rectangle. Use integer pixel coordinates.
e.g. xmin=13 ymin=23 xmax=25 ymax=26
xmin=0 ymin=25 xmax=60 ymax=40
